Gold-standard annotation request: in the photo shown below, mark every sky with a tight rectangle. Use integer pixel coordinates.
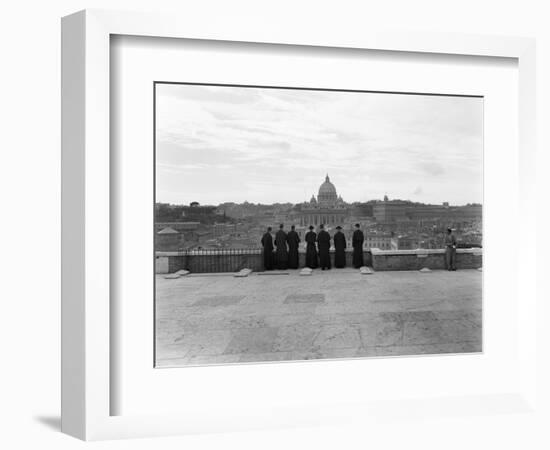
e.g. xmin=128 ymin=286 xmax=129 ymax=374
xmin=155 ymin=83 xmax=483 ymax=206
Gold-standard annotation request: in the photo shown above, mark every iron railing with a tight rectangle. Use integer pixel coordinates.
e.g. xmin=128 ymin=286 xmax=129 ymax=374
xmin=177 ymin=248 xmax=262 ymax=256
xmin=176 ymin=248 xmax=263 ymax=273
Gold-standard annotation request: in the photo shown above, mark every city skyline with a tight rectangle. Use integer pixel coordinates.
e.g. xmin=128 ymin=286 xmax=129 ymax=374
xmin=156 ymin=84 xmax=483 ymax=206
xmin=155 ymin=194 xmax=482 ymax=208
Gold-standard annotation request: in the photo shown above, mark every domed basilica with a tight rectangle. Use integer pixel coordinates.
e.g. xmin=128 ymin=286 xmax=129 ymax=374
xmin=294 ymin=175 xmax=349 ymax=227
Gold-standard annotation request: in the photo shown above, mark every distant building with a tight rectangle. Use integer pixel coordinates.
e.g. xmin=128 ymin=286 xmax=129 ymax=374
xmin=155 ymin=227 xmax=185 ymax=251
xmin=155 ymin=221 xmax=200 ymax=233
xmin=373 ymin=196 xmax=482 ymax=223
xmin=351 ymin=203 xmax=374 ymax=218
xmin=365 ymin=234 xmax=393 ymax=250
xmin=213 ymin=223 xmax=238 ymax=237
xmin=293 ymin=175 xmax=350 ymax=226
xmin=407 ymin=204 xmax=452 ymax=220
xmin=372 ymin=197 xmax=409 ymax=223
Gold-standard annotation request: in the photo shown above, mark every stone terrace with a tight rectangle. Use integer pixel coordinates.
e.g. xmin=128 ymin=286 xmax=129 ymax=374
xmin=155 ymin=269 xmax=482 ymax=367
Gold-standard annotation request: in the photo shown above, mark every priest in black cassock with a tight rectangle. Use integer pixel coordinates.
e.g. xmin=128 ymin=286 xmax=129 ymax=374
xmin=261 ymin=227 xmax=274 ymax=270
xmin=352 ymin=223 xmax=365 ymax=268
xmin=286 ymin=225 xmax=301 ymax=269
xmin=305 ymin=225 xmax=318 ymax=269
xmin=274 ymin=223 xmax=289 ymax=270
xmin=333 ymin=225 xmax=346 ymax=268
xmin=317 ymin=224 xmax=331 ymax=270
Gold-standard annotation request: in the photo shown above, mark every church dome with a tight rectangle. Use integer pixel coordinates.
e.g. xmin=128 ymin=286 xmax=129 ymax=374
xmin=318 ymin=174 xmax=338 ymax=205
xmin=319 ymin=175 xmax=336 ymax=196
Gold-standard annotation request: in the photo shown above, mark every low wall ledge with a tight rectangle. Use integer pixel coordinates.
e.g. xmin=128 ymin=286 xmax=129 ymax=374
xmin=370 ymin=248 xmax=483 ymax=256
xmin=157 ymin=248 xmax=483 ymax=257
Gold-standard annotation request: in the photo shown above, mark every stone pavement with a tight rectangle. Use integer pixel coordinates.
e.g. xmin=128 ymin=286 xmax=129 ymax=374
xmin=155 ymin=268 xmax=482 ymax=367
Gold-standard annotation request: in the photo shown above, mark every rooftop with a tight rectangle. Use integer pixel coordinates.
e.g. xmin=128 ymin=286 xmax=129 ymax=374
xmin=155 ymin=269 xmax=482 ymax=367
xmin=157 ymin=227 xmax=179 ymax=234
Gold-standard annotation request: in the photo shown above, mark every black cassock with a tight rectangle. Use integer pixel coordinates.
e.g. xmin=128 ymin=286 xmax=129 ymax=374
xmin=333 ymin=231 xmax=346 ymax=268
xmin=286 ymin=230 xmax=301 ymax=269
xmin=352 ymin=229 xmax=365 ymax=268
xmin=274 ymin=230 xmax=288 ymax=270
xmin=317 ymin=230 xmax=331 ymax=269
xmin=305 ymin=231 xmax=318 ymax=269
xmin=260 ymin=232 xmax=274 ymax=270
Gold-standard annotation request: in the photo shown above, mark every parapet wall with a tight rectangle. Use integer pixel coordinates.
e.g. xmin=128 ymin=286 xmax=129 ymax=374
xmin=156 ymin=249 xmax=373 ymax=274
xmin=155 ymin=248 xmax=482 ymax=274
xmin=370 ymin=248 xmax=482 ymax=271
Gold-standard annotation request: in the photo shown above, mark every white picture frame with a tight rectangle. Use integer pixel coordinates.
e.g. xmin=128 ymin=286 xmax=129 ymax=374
xmin=61 ymin=9 xmax=537 ymax=441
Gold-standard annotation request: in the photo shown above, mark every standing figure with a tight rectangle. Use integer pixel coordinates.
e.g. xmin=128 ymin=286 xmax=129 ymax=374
xmin=317 ymin=224 xmax=331 ymax=270
xmin=305 ymin=225 xmax=318 ymax=269
xmin=261 ymin=227 xmax=274 ymax=270
xmin=274 ymin=223 xmax=289 ymax=270
xmin=286 ymin=225 xmax=301 ymax=269
xmin=333 ymin=225 xmax=347 ymax=268
xmin=444 ymin=227 xmax=457 ymax=271
xmin=352 ymin=223 xmax=364 ymax=268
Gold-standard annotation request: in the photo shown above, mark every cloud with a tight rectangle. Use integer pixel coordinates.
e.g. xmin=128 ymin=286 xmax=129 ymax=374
xmin=420 ymin=162 xmax=445 ymax=176
xmin=246 ymin=139 xmax=292 ymax=151
xmin=155 ymin=84 xmax=483 ymax=205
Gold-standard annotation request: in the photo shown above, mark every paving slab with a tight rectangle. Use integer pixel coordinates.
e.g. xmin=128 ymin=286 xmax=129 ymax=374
xmin=273 ymin=324 xmax=319 ymax=352
xmin=192 ymin=295 xmax=245 ymax=307
xmin=284 ymin=293 xmax=326 ymax=304
xmin=313 ymin=324 xmax=361 ymax=350
xmin=223 ymin=327 xmax=279 ymax=355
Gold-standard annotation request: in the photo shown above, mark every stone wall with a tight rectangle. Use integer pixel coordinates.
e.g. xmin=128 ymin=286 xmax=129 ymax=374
xmin=371 ymin=248 xmax=482 ymax=271
xmin=156 ymin=250 xmax=373 ymax=274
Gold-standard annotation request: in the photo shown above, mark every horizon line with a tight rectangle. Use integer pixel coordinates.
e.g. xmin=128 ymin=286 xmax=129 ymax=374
xmin=155 ymin=200 xmax=483 ymax=207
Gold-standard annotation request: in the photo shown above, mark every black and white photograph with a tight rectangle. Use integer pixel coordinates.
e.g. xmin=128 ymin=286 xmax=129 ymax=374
xmin=4 ymin=0 xmax=547 ymax=445
xmin=154 ymin=82 xmax=483 ymax=367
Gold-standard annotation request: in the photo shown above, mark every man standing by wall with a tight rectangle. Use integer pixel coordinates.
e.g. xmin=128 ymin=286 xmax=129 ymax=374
xmin=444 ymin=227 xmax=457 ymax=271
xmin=261 ymin=227 xmax=274 ymax=270
xmin=352 ymin=223 xmax=364 ymax=269
xmin=317 ymin=224 xmax=331 ymax=270
xmin=274 ymin=223 xmax=289 ymax=270
xmin=333 ymin=225 xmax=346 ymax=268
xmin=305 ymin=225 xmax=318 ymax=269
xmin=286 ymin=225 xmax=300 ymax=269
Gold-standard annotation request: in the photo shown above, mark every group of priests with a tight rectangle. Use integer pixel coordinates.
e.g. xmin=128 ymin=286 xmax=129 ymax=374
xmin=260 ymin=223 xmax=365 ymax=271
